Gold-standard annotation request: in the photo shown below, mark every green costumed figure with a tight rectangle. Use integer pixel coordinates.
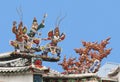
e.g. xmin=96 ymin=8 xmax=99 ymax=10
xmin=28 ymin=14 xmax=47 ymax=37
xmin=27 ymin=17 xmax=45 ymax=37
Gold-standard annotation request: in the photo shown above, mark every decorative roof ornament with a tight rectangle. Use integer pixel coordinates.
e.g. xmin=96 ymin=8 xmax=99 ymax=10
xmin=59 ymin=37 xmax=112 ymax=74
xmin=10 ymin=14 xmax=46 ymax=54
xmin=0 ymin=12 xmax=112 ymax=77
xmin=0 ymin=13 xmax=66 ymax=74
xmin=40 ymin=16 xmax=65 ymax=61
xmin=9 ymin=14 xmax=65 ymax=62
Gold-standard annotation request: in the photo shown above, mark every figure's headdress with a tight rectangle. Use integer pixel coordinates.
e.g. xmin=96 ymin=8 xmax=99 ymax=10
xmin=33 ymin=17 xmax=37 ymax=23
xmin=54 ymin=27 xmax=60 ymax=35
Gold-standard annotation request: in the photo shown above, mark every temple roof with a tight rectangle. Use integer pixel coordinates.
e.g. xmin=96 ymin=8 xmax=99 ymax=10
xmin=43 ymin=73 xmax=98 ymax=78
xmin=0 ymin=52 xmax=34 ymax=61
xmin=0 ymin=65 xmax=48 ymax=74
xmin=96 ymin=62 xmax=120 ymax=81
xmin=0 ymin=52 xmax=12 ymax=58
xmin=97 ymin=62 xmax=120 ymax=78
xmin=0 ymin=66 xmax=30 ymax=73
xmin=108 ymin=65 xmax=120 ymax=76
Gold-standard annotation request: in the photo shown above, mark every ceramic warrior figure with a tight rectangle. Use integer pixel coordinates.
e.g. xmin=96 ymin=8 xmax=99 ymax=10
xmin=11 ymin=21 xmax=28 ymax=52
xmin=42 ymin=27 xmax=65 ymax=57
xmin=27 ymin=16 xmax=46 ymax=52
xmin=27 ymin=15 xmax=46 ymax=38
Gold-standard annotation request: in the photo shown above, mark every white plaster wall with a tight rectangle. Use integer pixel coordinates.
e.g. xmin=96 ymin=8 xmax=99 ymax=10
xmin=0 ymin=73 xmax=33 ymax=82
xmin=110 ymin=72 xmax=120 ymax=82
xmin=118 ymin=72 xmax=120 ymax=82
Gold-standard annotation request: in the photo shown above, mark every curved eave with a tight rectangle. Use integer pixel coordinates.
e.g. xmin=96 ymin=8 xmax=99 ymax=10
xmin=0 ymin=52 xmax=60 ymax=62
xmin=0 ymin=66 xmax=30 ymax=73
xmin=108 ymin=66 xmax=120 ymax=76
xmin=0 ymin=52 xmax=12 ymax=58
xmin=43 ymin=73 xmax=98 ymax=79
xmin=0 ymin=52 xmax=35 ymax=61
xmin=41 ymin=57 xmax=60 ymax=62
xmin=101 ymin=77 xmax=118 ymax=81
xmin=0 ymin=65 xmax=49 ymax=74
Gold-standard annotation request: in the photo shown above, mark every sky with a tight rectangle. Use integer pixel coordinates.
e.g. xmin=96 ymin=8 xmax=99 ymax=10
xmin=0 ymin=0 xmax=120 ymax=72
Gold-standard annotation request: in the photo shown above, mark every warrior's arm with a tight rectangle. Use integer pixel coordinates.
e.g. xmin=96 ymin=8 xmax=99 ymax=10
xmin=59 ymin=33 xmax=65 ymax=41
xmin=42 ymin=37 xmax=51 ymax=41
xmin=37 ymin=20 xmax=45 ymax=30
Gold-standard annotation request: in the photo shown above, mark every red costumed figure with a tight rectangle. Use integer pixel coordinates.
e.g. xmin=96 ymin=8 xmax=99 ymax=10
xmin=42 ymin=27 xmax=65 ymax=57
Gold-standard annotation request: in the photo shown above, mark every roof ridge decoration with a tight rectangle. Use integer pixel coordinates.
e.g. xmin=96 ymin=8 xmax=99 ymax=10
xmin=10 ymin=14 xmax=65 ymax=62
xmin=0 ymin=14 xmax=65 ymax=74
xmin=0 ymin=13 xmax=112 ymax=76
xmin=59 ymin=37 xmax=112 ymax=74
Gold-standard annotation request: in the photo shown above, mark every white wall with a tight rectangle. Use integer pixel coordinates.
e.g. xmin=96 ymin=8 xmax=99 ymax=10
xmin=118 ymin=72 xmax=120 ymax=82
xmin=0 ymin=73 xmax=33 ymax=82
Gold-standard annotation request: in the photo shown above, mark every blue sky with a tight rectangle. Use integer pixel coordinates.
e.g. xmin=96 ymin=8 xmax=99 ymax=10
xmin=0 ymin=0 xmax=120 ymax=72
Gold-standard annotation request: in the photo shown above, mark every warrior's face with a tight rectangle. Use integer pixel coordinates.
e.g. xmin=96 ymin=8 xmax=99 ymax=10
xmin=18 ymin=26 xmax=23 ymax=34
xmin=33 ymin=22 xmax=38 ymax=26
xmin=55 ymin=32 xmax=59 ymax=37
xmin=32 ymin=22 xmax=38 ymax=30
